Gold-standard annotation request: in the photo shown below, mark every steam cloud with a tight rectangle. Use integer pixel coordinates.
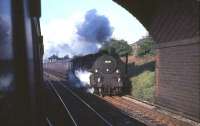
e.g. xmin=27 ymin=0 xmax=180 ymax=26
xmin=0 ymin=16 xmax=12 ymax=60
xmin=45 ymin=43 xmax=74 ymax=58
xmin=45 ymin=9 xmax=113 ymax=59
xmin=44 ymin=9 xmax=114 ymax=91
xmin=77 ymin=9 xmax=113 ymax=43
xmin=0 ymin=74 xmax=14 ymax=93
xmin=67 ymin=69 xmax=94 ymax=93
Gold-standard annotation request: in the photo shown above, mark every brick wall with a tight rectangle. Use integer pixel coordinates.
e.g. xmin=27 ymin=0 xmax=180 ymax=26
xmin=150 ymin=0 xmax=199 ymax=43
xmin=149 ymin=0 xmax=200 ymax=121
xmin=155 ymin=38 xmax=200 ymax=121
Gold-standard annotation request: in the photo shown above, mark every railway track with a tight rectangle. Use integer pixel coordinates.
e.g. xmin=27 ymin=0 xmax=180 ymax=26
xmin=47 ymin=80 xmax=78 ymax=126
xmin=44 ymin=71 xmax=146 ymax=126
xmin=44 ymin=77 xmax=77 ymax=125
xmin=44 ymin=73 xmax=112 ymax=126
xmin=44 ymin=69 xmax=197 ymax=126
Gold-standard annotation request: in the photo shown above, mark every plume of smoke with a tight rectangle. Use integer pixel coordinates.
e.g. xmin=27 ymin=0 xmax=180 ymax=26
xmin=44 ymin=9 xmax=113 ymax=59
xmin=69 ymin=39 xmax=101 ymax=56
xmin=0 ymin=16 xmax=12 ymax=60
xmin=67 ymin=71 xmax=82 ymax=88
xmin=75 ymin=69 xmax=91 ymax=86
xmin=44 ymin=43 xmax=74 ymax=59
xmin=77 ymin=9 xmax=113 ymax=43
xmin=75 ymin=69 xmax=94 ymax=93
xmin=67 ymin=69 xmax=94 ymax=93
xmin=0 ymin=74 xmax=14 ymax=93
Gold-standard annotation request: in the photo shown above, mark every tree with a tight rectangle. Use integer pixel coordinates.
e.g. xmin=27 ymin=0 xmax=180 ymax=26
xmin=101 ymin=39 xmax=132 ymax=57
xmin=63 ymin=54 xmax=70 ymax=59
xmin=136 ymin=36 xmax=155 ymax=57
xmin=48 ymin=54 xmax=59 ymax=60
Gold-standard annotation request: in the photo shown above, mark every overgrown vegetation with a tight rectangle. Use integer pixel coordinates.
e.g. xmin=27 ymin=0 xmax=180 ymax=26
xmin=130 ymin=71 xmax=155 ymax=102
xmin=101 ymin=38 xmax=132 ymax=56
xmin=127 ymin=36 xmax=156 ymax=102
xmin=135 ymin=36 xmax=156 ymax=57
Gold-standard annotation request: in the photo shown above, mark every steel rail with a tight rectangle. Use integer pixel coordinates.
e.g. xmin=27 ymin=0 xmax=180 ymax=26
xmin=60 ymin=83 xmax=113 ymax=126
xmin=45 ymin=71 xmax=113 ymax=126
xmin=44 ymin=74 xmax=78 ymax=126
xmin=46 ymin=117 xmax=53 ymax=126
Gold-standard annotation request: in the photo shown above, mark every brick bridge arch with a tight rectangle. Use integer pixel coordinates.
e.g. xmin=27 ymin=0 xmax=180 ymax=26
xmin=113 ymin=0 xmax=200 ymax=122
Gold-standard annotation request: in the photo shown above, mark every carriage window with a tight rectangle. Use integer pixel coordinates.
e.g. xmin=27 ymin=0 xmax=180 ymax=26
xmin=0 ymin=0 xmax=14 ymax=98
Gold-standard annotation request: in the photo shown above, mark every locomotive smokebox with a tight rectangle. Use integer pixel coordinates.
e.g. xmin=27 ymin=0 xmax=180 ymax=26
xmin=90 ymin=53 xmax=126 ymax=96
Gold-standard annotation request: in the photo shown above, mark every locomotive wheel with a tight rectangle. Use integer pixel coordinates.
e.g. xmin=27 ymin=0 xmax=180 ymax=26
xmin=119 ymin=87 xmax=122 ymax=93
xmin=108 ymin=88 xmax=111 ymax=96
xmin=116 ymin=88 xmax=119 ymax=95
xmin=112 ymin=88 xmax=115 ymax=96
xmin=94 ymin=88 xmax=97 ymax=94
xmin=114 ymin=88 xmax=117 ymax=95
xmin=98 ymin=88 xmax=102 ymax=96
xmin=102 ymin=88 xmax=105 ymax=96
xmin=118 ymin=87 xmax=122 ymax=96
xmin=115 ymin=87 xmax=119 ymax=95
xmin=95 ymin=88 xmax=98 ymax=95
xmin=118 ymin=87 xmax=120 ymax=95
xmin=112 ymin=88 xmax=116 ymax=96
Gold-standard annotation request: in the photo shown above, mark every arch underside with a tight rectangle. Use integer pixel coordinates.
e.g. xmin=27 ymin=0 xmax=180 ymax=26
xmin=114 ymin=0 xmax=200 ymax=122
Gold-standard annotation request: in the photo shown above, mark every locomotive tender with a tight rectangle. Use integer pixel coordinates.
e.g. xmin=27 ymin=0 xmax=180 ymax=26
xmin=90 ymin=54 xmax=126 ymax=96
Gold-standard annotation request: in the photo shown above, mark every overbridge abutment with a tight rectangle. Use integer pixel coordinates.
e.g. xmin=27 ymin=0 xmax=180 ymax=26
xmin=114 ymin=0 xmax=200 ymax=121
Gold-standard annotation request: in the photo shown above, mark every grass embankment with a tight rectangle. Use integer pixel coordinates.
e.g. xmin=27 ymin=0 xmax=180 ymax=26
xmin=130 ymin=71 xmax=155 ymax=102
xmin=127 ymin=56 xmax=155 ymax=102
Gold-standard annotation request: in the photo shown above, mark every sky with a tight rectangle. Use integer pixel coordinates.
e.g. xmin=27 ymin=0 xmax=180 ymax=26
xmin=41 ymin=0 xmax=148 ymax=58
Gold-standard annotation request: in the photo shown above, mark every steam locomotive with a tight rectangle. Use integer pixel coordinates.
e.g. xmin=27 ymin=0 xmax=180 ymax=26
xmin=90 ymin=54 xmax=127 ymax=96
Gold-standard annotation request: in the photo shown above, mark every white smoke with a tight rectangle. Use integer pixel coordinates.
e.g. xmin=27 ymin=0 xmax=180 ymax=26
xmin=43 ymin=9 xmax=113 ymax=59
xmin=0 ymin=74 xmax=14 ymax=93
xmin=0 ymin=16 xmax=12 ymax=60
xmin=74 ymin=69 xmax=94 ymax=93
xmin=67 ymin=71 xmax=80 ymax=88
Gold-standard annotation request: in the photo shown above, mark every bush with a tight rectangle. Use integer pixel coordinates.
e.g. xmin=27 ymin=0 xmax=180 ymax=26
xmin=101 ymin=39 xmax=132 ymax=56
xmin=130 ymin=71 xmax=155 ymax=102
xmin=136 ymin=36 xmax=156 ymax=57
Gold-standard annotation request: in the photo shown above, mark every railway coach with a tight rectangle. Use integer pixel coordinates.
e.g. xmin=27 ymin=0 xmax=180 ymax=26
xmin=0 ymin=0 xmax=45 ymax=125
